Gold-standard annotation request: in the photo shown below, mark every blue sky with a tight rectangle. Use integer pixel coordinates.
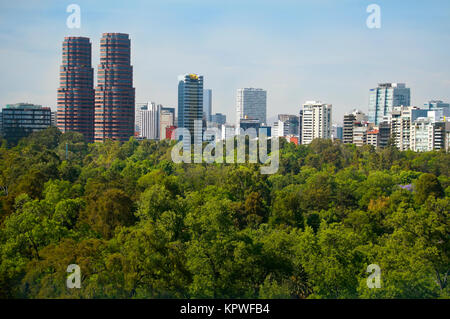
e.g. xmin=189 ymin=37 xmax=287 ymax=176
xmin=0 ymin=0 xmax=450 ymax=124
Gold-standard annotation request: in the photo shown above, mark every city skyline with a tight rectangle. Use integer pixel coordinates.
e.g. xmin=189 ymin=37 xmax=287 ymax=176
xmin=1 ymin=1 xmax=450 ymax=124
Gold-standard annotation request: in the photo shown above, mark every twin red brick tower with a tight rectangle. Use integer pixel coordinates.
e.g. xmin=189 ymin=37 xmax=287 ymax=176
xmin=57 ymin=33 xmax=135 ymax=143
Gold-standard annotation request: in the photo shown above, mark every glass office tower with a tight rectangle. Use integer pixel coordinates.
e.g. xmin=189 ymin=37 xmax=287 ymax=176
xmin=178 ymin=74 xmax=204 ymax=144
xmin=368 ymin=83 xmax=410 ymax=125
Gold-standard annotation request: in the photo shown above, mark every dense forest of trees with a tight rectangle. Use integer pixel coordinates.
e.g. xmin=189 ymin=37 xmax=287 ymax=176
xmin=0 ymin=127 xmax=448 ymax=299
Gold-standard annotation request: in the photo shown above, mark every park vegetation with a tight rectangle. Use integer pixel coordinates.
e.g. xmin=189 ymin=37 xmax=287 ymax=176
xmin=0 ymin=127 xmax=448 ymax=299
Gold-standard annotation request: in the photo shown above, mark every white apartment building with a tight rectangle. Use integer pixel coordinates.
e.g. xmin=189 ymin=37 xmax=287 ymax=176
xmin=136 ymin=102 xmax=160 ymax=140
xmin=301 ymin=101 xmax=332 ymax=145
xmin=410 ymin=117 xmax=435 ymax=152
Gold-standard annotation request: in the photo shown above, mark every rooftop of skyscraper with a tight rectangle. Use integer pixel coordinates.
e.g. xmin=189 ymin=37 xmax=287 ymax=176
xmin=5 ymin=103 xmax=45 ymax=109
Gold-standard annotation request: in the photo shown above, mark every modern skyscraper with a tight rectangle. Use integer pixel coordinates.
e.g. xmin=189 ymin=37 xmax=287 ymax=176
xmin=236 ymin=88 xmax=267 ymax=128
xmin=2 ymin=103 xmax=51 ymax=143
xmin=301 ymin=101 xmax=332 ymax=145
xmin=95 ymin=33 xmax=135 ymax=142
xmin=368 ymin=83 xmax=410 ymax=125
xmin=178 ymin=74 xmax=204 ymax=144
xmin=203 ymin=89 xmax=212 ymax=122
xmin=57 ymin=37 xmax=95 ymax=142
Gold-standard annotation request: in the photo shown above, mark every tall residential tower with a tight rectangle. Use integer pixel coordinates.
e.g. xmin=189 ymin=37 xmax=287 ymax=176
xmin=301 ymin=101 xmax=332 ymax=145
xmin=94 ymin=33 xmax=135 ymax=142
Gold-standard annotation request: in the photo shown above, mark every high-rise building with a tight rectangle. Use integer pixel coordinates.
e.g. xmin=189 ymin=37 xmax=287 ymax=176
xmin=301 ymin=101 xmax=332 ymax=145
xmin=178 ymin=74 xmax=204 ymax=144
xmin=203 ymin=89 xmax=212 ymax=122
xmin=368 ymin=83 xmax=410 ymax=125
xmin=0 ymin=111 xmax=3 ymax=138
xmin=211 ymin=113 xmax=226 ymax=126
xmin=277 ymin=114 xmax=299 ymax=136
xmin=95 ymin=33 xmax=135 ymax=142
xmin=411 ymin=118 xmax=445 ymax=152
xmin=332 ymin=124 xmax=343 ymax=140
xmin=160 ymin=107 xmax=175 ymax=140
xmin=236 ymin=88 xmax=267 ymax=128
xmin=57 ymin=37 xmax=95 ymax=142
xmin=389 ymin=106 xmax=427 ymax=151
xmin=343 ymin=109 xmax=369 ymax=145
xmin=424 ymin=100 xmax=450 ymax=112
xmin=343 ymin=113 xmax=356 ymax=144
xmin=298 ymin=110 xmax=303 ymax=144
xmin=378 ymin=121 xmax=391 ymax=148
xmin=136 ymin=102 xmax=160 ymax=140
xmin=445 ymin=122 xmax=450 ymax=152
xmin=2 ymin=103 xmax=51 ymax=143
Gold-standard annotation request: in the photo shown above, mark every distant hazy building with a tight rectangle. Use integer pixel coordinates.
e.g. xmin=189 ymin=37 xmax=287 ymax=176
xmin=221 ymin=124 xmax=236 ymax=140
xmin=301 ymin=101 xmax=332 ymax=145
xmin=239 ymin=118 xmax=260 ymax=136
xmin=332 ymin=124 xmax=343 ymax=140
xmin=211 ymin=113 xmax=226 ymax=126
xmin=260 ymin=125 xmax=272 ymax=137
xmin=178 ymin=74 xmax=204 ymax=144
xmin=160 ymin=107 xmax=175 ymax=140
xmin=369 ymin=83 xmax=410 ymax=125
xmin=203 ymin=89 xmax=212 ymax=122
xmin=136 ymin=102 xmax=160 ymax=140
xmin=272 ymin=121 xmax=283 ymax=137
xmin=2 ymin=103 xmax=51 ymax=143
xmin=236 ymin=88 xmax=267 ymax=128
xmin=277 ymin=114 xmax=299 ymax=136
xmin=424 ymin=100 xmax=450 ymax=113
